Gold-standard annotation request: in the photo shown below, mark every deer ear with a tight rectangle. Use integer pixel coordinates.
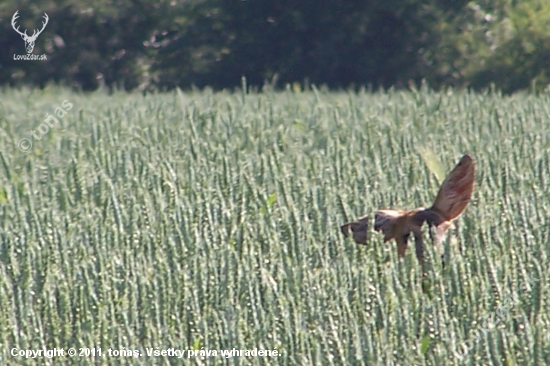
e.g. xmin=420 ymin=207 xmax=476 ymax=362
xmin=431 ymin=154 xmax=475 ymax=221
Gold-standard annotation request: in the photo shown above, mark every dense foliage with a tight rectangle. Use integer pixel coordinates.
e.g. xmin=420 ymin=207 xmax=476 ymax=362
xmin=0 ymin=0 xmax=549 ymax=93
xmin=0 ymin=86 xmax=549 ymax=364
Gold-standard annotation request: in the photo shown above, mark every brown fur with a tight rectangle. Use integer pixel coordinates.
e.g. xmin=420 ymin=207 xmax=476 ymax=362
xmin=341 ymin=154 xmax=475 ymax=266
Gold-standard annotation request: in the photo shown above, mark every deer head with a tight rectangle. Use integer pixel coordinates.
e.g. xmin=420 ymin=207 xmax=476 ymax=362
xmin=11 ymin=11 xmax=49 ymax=54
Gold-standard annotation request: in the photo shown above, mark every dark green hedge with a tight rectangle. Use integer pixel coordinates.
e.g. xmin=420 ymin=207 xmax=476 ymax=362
xmin=0 ymin=0 xmax=548 ymax=93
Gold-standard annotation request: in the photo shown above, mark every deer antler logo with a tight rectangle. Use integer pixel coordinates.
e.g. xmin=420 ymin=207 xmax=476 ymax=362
xmin=11 ymin=11 xmax=49 ymax=54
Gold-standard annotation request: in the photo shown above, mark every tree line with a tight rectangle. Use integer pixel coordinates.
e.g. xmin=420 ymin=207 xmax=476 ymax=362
xmin=0 ymin=0 xmax=549 ymax=93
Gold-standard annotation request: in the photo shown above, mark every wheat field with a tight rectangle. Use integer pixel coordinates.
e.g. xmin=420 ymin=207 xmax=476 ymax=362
xmin=0 ymin=84 xmax=548 ymax=365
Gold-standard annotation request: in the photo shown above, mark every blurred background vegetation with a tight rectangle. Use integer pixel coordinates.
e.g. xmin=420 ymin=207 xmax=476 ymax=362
xmin=0 ymin=0 xmax=549 ymax=93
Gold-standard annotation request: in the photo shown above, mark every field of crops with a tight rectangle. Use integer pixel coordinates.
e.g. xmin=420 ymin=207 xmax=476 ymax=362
xmin=0 ymin=84 xmax=549 ymax=365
